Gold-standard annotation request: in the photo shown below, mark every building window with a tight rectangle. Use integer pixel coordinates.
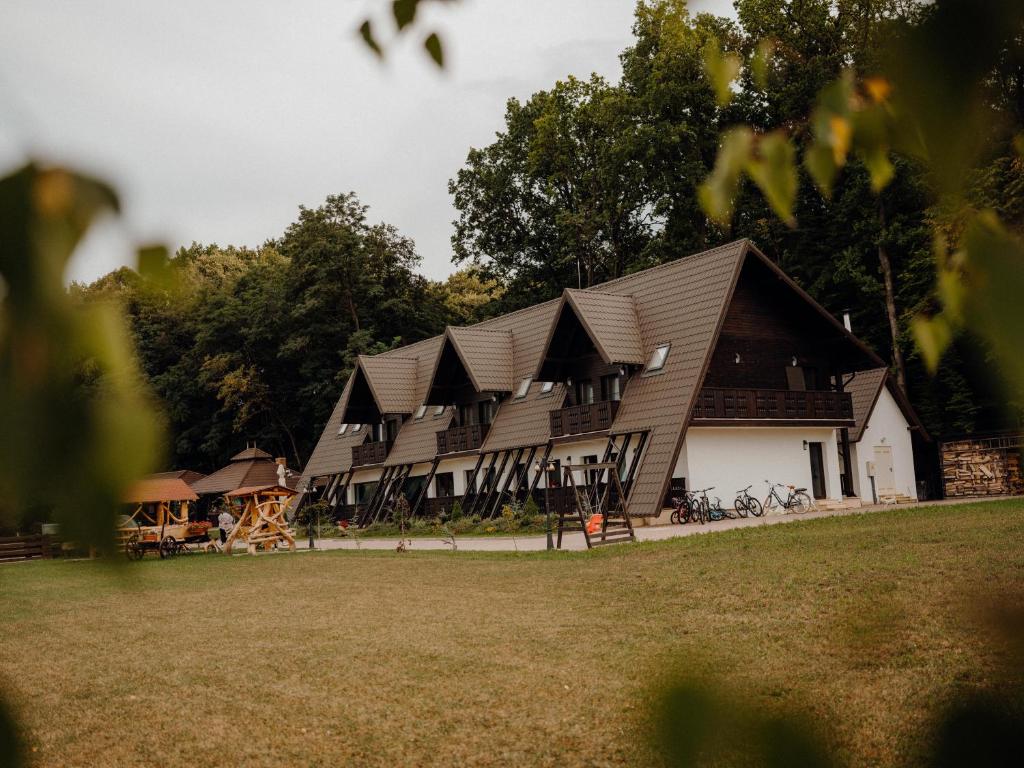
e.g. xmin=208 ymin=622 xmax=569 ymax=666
xmin=338 ymin=423 xmax=348 ymax=435
xmin=576 ymin=379 xmax=594 ymax=405
xmin=646 ymin=344 xmax=670 ymax=373
xmin=352 ymin=424 xmax=362 ymax=433
xmin=464 ymin=469 xmax=477 ymax=494
xmin=515 ymin=377 xmax=532 ymax=399
xmin=414 ymin=404 xmax=427 ymax=419
xmin=354 ymin=481 xmax=377 ymax=505
xmin=582 ymin=454 xmax=599 ymax=486
xmin=600 ymin=373 xmax=622 ymax=402
xmin=458 ymin=402 xmax=475 ymax=426
xmin=434 ymin=404 xmax=445 ymax=416
xmin=435 ymin=472 xmax=455 ymax=498
xmin=477 ymin=399 xmax=495 ymax=425
xmin=540 ymin=381 xmax=555 ymax=395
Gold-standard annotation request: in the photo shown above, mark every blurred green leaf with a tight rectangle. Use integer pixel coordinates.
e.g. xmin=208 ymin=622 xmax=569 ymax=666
xmin=751 ymin=38 xmax=775 ymax=91
xmin=746 ymin=131 xmax=797 ymax=226
xmin=702 ymin=38 xmax=740 ymax=106
xmin=911 ymin=314 xmax=952 ymax=373
xmin=698 ymin=127 xmax=752 ymax=225
xmin=358 ymin=20 xmax=382 ymax=58
xmin=804 ymin=142 xmax=838 ymax=197
xmin=393 ymin=0 xmax=418 ymax=31
xmin=424 ymin=32 xmax=444 ymax=68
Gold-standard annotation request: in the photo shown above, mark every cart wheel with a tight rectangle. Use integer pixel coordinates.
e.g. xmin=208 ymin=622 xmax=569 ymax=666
xmin=159 ymin=536 xmax=179 ymax=559
xmin=125 ymin=534 xmax=144 ymax=561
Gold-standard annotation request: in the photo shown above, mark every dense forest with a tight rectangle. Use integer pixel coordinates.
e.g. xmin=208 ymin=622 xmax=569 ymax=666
xmin=76 ymin=0 xmax=1024 ymax=473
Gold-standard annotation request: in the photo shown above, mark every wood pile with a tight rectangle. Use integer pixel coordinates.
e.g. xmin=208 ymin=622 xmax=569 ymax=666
xmin=941 ymin=437 xmax=1023 ymax=497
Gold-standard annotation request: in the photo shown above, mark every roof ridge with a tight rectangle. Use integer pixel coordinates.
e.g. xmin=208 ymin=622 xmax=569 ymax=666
xmin=591 ymin=239 xmax=749 ymax=293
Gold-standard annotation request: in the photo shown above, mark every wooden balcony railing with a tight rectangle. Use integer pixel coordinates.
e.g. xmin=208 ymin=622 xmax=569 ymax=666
xmin=351 ymin=440 xmax=391 ymax=467
xmin=690 ymin=387 xmax=854 ymax=424
xmin=436 ymin=423 xmax=489 ymax=454
xmin=549 ymin=399 xmax=620 ymax=437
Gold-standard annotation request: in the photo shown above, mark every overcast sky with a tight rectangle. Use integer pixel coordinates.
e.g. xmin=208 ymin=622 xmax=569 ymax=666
xmin=0 ymin=0 xmax=733 ymax=285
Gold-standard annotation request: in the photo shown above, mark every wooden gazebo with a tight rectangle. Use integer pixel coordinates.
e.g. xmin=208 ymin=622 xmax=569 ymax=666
xmin=123 ymin=477 xmax=198 ymax=528
xmin=223 ymin=484 xmax=297 ymax=555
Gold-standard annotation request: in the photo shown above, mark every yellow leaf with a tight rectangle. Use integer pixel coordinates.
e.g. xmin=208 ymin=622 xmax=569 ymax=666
xmin=829 ymin=116 xmax=852 ymax=165
xmin=911 ymin=315 xmax=952 ymax=373
xmin=863 ymin=77 xmax=892 ymax=104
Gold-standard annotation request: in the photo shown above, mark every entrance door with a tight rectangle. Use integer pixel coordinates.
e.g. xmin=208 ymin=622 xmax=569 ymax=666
xmin=808 ymin=442 xmax=826 ymax=499
xmin=873 ymin=445 xmax=895 ymax=494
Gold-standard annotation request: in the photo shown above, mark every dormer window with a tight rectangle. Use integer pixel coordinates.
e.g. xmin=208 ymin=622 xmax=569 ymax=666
xmin=540 ymin=381 xmax=554 ymax=394
xmin=414 ymin=404 xmax=427 ymax=420
xmin=515 ymin=376 xmax=532 ymax=399
xmin=338 ymin=423 xmax=348 ymax=435
xmin=645 ymin=344 xmax=670 ymax=373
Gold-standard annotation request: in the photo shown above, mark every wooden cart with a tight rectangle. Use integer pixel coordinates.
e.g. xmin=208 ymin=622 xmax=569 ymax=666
xmin=119 ymin=477 xmax=211 ymax=560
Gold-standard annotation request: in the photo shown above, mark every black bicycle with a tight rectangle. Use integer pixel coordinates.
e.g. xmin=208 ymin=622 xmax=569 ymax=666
xmin=734 ymin=485 xmax=763 ymax=518
xmin=693 ymin=487 xmax=728 ymax=522
xmin=763 ymin=481 xmax=813 ymax=514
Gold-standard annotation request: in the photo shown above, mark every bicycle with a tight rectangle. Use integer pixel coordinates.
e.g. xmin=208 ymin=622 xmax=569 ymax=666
xmin=693 ymin=487 xmax=729 ymax=522
xmin=669 ymin=491 xmax=699 ymax=525
xmin=733 ymin=485 xmax=763 ymax=518
xmin=762 ymin=481 xmax=813 ymax=515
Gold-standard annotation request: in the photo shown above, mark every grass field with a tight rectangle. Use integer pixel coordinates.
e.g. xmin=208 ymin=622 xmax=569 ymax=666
xmin=2 ymin=500 xmax=1023 ymax=767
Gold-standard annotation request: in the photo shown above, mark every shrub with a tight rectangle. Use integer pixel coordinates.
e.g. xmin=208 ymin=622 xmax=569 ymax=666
xmin=523 ymin=495 xmax=540 ymax=518
xmin=450 ymin=500 xmax=463 ymax=521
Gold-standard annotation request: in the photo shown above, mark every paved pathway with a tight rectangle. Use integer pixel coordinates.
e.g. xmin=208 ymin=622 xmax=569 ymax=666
xmin=298 ymin=496 xmax=1014 ymax=553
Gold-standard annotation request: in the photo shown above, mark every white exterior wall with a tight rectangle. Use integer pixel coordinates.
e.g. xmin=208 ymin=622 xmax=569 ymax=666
xmin=681 ymin=426 xmax=843 ymax=508
xmin=852 ymin=386 xmax=918 ymax=501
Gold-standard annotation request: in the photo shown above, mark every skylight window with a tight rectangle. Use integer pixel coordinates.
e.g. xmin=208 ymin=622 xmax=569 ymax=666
xmin=645 ymin=344 xmax=670 ymax=373
xmin=434 ymin=404 xmax=445 ymax=416
xmin=338 ymin=423 xmax=348 ymax=435
xmin=352 ymin=424 xmax=362 ymax=433
xmin=414 ymin=404 xmax=427 ymax=420
xmin=515 ymin=376 xmax=532 ymax=399
xmin=540 ymin=381 xmax=554 ymax=394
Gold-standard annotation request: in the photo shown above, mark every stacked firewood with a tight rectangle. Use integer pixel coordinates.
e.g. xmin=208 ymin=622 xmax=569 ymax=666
xmin=941 ymin=439 xmax=1023 ymax=496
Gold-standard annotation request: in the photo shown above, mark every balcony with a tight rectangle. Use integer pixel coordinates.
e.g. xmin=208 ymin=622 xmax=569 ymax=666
xmin=690 ymin=387 xmax=854 ymax=425
xmin=549 ymin=399 xmax=620 ymax=438
xmin=351 ymin=440 xmax=391 ymax=467
xmin=436 ymin=423 xmax=489 ymax=454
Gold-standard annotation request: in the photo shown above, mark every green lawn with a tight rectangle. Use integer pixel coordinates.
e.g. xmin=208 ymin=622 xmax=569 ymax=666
xmin=2 ymin=500 xmax=1022 ymax=767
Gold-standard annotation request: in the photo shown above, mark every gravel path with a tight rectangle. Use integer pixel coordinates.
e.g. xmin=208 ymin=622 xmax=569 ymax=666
xmin=297 ymin=496 xmax=1013 ymax=553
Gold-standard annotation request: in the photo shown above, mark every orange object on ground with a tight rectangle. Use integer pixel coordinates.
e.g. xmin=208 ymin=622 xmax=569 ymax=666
xmin=586 ymin=514 xmax=604 ymax=534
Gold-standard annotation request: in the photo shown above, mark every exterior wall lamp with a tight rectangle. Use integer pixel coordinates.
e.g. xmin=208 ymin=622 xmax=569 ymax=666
xmin=802 ymin=440 xmax=808 ymax=451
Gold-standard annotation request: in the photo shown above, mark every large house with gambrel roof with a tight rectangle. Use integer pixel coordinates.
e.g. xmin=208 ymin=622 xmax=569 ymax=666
xmin=298 ymin=240 xmax=927 ymax=523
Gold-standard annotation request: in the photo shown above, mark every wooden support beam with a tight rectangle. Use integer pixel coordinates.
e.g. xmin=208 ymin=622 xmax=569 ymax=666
xmin=485 ymin=448 xmax=521 ymax=519
xmin=460 ymin=452 xmax=487 ymax=514
xmin=410 ymin=458 xmax=440 ymax=517
xmin=465 ymin=452 xmax=498 ymax=518
xmin=622 ymin=431 xmax=648 ymax=499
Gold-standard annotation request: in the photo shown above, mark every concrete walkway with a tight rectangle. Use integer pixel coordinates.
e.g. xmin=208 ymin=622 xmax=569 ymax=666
xmin=298 ymin=496 xmax=1014 ymax=553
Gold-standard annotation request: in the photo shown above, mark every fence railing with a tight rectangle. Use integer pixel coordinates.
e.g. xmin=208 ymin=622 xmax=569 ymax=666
xmin=0 ymin=534 xmax=53 ymax=562
xmin=436 ymin=423 xmax=489 ymax=454
xmin=691 ymin=387 xmax=853 ymax=422
xmin=549 ymin=399 xmax=620 ymax=437
xmin=351 ymin=440 xmax=391 ymax=467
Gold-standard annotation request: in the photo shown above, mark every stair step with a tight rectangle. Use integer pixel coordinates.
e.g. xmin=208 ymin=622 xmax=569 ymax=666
xmin=590 ymin=536 xmax=636 ymax=547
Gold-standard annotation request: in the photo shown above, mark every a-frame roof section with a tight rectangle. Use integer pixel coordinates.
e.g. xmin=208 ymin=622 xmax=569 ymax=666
xmin=535 ymin=289 xmax=645 ymax=379
xmin=338 ymin=354 xmax=419 ymax=423
xmin=847 ymin=367 xmax=929 ymax=442
xmin=426 ymin=326 xmax=513 ymax=402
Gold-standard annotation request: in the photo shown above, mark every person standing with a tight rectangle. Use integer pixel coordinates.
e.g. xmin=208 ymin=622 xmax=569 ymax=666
xmin=217 ymin=507 xmax=235 ymax=545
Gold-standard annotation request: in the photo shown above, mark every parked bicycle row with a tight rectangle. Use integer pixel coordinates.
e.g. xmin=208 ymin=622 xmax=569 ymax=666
xmin=670 ymin=481 xmax=815 ymax=525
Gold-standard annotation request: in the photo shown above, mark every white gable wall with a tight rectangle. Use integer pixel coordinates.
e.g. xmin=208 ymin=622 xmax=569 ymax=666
xmin=852 ymin=386 xmax=918 ymax=501
xmin=677 ymin=426 xmax=843 ymax=509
